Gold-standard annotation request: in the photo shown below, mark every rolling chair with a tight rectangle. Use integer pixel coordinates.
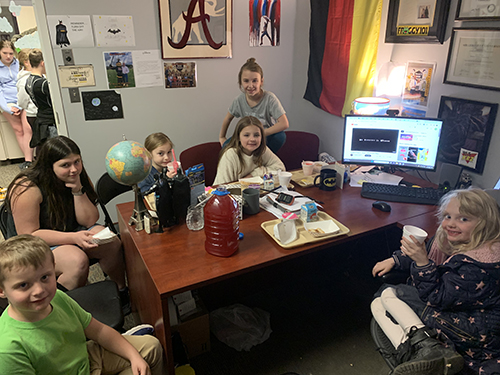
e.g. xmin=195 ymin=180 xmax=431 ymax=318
xmin=179 ymin=142 xmax=222 ymax=186
xmin=96 ymin=172 xmax=133 ymax=234
xmin=275 ymin=131 xmax=320 ymax=170
xmin=0 ymin=202 xmax=124 ymax=331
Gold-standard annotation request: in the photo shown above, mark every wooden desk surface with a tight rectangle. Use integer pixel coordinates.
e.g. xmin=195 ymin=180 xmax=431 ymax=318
xmin=117 ymin=179 xmax=438 ymax=298
xmin=118 ymin=174 xmax=439 ymax=373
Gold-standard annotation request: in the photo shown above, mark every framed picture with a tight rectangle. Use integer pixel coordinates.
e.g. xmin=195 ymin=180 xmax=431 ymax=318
xmin=385 ymin=0 xmax=451 ymax=44
xmin=456 ymin=0 xmax=500 ymax=20
xmin=402 ymin=61 xmax=436 ymax=108
xmin=437 ymin=96 xmax=498 ymax=174
xmin=158 ymin=0 xmax=232 ymax=59
xmin=444 ymin=28 xmax=500 ymax=91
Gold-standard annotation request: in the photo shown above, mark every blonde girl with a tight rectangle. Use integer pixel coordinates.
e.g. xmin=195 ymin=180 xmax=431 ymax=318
xmin=139 ymin=132 xmax=175 ymax=193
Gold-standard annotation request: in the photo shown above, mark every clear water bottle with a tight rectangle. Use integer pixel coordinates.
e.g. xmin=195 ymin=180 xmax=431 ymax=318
xmin=204 ymin=187 xmax=240 ymax=257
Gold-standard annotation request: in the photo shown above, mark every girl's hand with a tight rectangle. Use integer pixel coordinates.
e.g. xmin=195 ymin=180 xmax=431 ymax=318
xmin=166 ymin=168 xmax=176 ymax=178
xmin=219 ymin=137 xmax=227 ymax=146
xmin=73 ymin=231 xmax=98 ymax=249
xmin=11 ymin=106 xmax=20 ymax=115
xmin=400 ymin=236 xmax=429 ymax=267
xmin=65 ymin=178 xmax=83 ymax=194
xmin=372 ymin=257 xmax=395 ymax=277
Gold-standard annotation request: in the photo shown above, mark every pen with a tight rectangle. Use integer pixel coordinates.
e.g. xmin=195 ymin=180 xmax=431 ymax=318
xmin=266 ymin=196 xmax=289 ymax=213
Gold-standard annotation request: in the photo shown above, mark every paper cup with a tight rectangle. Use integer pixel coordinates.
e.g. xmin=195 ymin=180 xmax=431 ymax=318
xmin=403 ymin=225 xmax=428 ymax=244
xmin=278 ymin=171 xmax=292 ymax=191
xmin=302 ymin=161 xmax=314 ymax=176
xmin=167 ymin=161 xmax=182 ymax=173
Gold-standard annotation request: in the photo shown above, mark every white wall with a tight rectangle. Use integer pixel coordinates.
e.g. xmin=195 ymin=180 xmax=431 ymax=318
xmin=38 ymin=0 xmax=296 ymax=185
xmin=289 ymin=0 xmax=500 ymax=189
xmin=37 ymin=0 xmax=500 ymax=200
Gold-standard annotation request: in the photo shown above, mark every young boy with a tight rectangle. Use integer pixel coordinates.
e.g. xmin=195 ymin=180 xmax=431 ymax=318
xmin=0 ymin=234 xmax=164 ymax=375
xmin=24 ymin=48 xmax=58 ymax=148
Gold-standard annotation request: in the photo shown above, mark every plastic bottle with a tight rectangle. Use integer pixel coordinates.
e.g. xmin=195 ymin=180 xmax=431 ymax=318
xmin=204 ymin=187 xmax=240 ymax=257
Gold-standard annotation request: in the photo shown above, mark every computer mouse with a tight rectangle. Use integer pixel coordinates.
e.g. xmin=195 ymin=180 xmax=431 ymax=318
xmin=372 ymin=201 xmax=391 ymax=212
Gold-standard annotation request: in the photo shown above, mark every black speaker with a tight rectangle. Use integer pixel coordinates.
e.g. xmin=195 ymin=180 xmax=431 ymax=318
xmin=439 ymin=163 xmax=463 ymax=190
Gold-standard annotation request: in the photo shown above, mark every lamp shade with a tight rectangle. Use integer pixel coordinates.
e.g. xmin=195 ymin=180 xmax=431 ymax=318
xmin=352 ymin=97 xmax=390 ymax=115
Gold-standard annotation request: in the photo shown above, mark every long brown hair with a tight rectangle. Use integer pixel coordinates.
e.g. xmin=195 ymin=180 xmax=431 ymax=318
xmin=218 ymin=116 xmax=267 ymax=175
xmin=435 ymin=188 xmax=500 ymax=254
xmin=6 ymin=136 xmax=98 ymax=231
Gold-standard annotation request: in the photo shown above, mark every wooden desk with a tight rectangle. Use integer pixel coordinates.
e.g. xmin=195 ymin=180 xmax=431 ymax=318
xmin=117 ymin=178 xmax=438 ymax=374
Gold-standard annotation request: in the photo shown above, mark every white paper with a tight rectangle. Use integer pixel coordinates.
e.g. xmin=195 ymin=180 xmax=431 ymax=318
xmin=92 ymin=227 xmax=117 ymax=244
xmin=47 ymin=15 xmax=94 ymax=48
xmin=133 ymin=50 xmax=163 ymax=88
xmin=93 ymin=15 xmax=135 ymax=47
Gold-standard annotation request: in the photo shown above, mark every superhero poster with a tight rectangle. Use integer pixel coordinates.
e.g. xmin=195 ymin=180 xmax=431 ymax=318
xmin=159 ymin=0 xmax=232 ymax=59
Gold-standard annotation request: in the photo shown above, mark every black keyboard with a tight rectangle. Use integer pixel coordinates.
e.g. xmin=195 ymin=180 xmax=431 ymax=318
xmin=361 ymin=182 xmax=446 ymax=205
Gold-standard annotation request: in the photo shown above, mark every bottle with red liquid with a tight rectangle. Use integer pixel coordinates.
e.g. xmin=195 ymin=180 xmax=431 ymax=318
xmin=204 ymin=187 xmax=240 ymax=257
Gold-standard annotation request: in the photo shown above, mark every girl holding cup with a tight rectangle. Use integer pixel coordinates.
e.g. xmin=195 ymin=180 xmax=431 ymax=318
xmin=139 ymin=132 xmax=176 ymax=193
xmin=371 ymin=188 xmax=500 ymax=374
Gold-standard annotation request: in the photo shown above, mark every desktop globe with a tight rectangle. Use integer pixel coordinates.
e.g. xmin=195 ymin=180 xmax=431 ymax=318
xmin=105 ymin=140 xmax=153 ymax=232
xmin=105 ymin=140 xmax=152 ymax=186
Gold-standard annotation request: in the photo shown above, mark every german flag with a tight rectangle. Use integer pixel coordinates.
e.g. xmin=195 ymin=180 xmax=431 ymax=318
xmin=304 ymin=0 xmax=383 ymax=117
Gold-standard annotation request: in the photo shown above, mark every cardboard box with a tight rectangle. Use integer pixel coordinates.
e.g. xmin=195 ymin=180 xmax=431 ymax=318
xmin=171 ymin=301 xmax=210 ymax=358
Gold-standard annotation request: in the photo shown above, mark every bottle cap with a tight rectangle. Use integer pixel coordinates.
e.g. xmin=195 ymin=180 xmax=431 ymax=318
xmin=213 ymin=186 xmax=230 ymax=196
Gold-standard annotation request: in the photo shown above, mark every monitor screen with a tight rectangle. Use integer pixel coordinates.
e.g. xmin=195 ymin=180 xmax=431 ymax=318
xmin=342 ymin=115 xmax=443 ymax=171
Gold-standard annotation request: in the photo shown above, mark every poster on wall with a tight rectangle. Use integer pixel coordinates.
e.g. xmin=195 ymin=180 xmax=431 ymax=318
xmin=82 ymin=90 xmax=124 ymax=121
xmin=164 ymin=62 xmax=197 ymax=89
xmin=437 ymin=96 xmax=498 ymax=174
xmin=402 ymin=61 xmax=436 ymax=108
xmin=46 ymin=15 xmax=94 ymax=48
xmin=249 ymin=0 xmax=281 ymax=47
xmin=93 ymin=15 xmax=135 ymax=47
xmin=104 ymin=52 xmax=135 ymax=89
xmin=158 ymin=0 xmax=232 ymax=59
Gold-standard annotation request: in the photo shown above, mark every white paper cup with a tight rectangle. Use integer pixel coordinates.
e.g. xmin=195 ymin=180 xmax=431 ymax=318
xmin=279 ymin=171 xmax=292 ymax=191
xmin=403 ymin=225 xmax=428 ymax=244
xmin=302 ymin=161 xmax=314 ymax=176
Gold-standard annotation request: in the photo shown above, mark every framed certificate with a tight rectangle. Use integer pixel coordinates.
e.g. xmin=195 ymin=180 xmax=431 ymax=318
xmin=385 ymin=0 xmax=451 ymax=44
xmin=456 ymin=0 xmax=500 ymax=20
xmin=444 ymin=28 xmax=500 ymax=91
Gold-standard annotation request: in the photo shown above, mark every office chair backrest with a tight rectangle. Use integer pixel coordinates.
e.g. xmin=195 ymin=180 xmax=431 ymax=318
xmin=275 ymin=131 xmax=320 ymax=171
xmin=96 ymin=173 xmax=133 ymax=233
xmin=0 ymin=202 xmax=17 ymax=239
xmin=179 ymin=142 xmax=222 ymax=186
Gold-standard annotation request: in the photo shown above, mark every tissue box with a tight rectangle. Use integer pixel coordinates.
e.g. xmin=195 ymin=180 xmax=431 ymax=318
xmin=300 ymin=201 xmax=318 ymax=222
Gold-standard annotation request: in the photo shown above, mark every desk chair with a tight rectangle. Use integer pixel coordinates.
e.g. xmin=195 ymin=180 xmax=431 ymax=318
xmin=96 ymin=172 xmax=133 ymax=234
xmin=179 ymin=142 xmax=222 ymax=186
xmin=275 ymin=131 xmax=320 ymax=170
xmin=0 ymin=202 xmax=124 ymax=331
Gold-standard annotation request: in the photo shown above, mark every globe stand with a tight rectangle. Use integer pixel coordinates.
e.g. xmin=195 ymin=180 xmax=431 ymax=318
xmin=128 ymin=185 xmax=151 ymax=232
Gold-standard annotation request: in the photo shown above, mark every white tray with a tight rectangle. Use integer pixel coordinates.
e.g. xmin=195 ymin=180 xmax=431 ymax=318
xmin=261 ymin=211 xmax=350 ymax=249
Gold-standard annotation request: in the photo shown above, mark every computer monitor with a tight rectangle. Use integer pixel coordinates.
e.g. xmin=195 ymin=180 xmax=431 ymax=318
xmin=342 ymin=115 xmax=444 ymax=172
